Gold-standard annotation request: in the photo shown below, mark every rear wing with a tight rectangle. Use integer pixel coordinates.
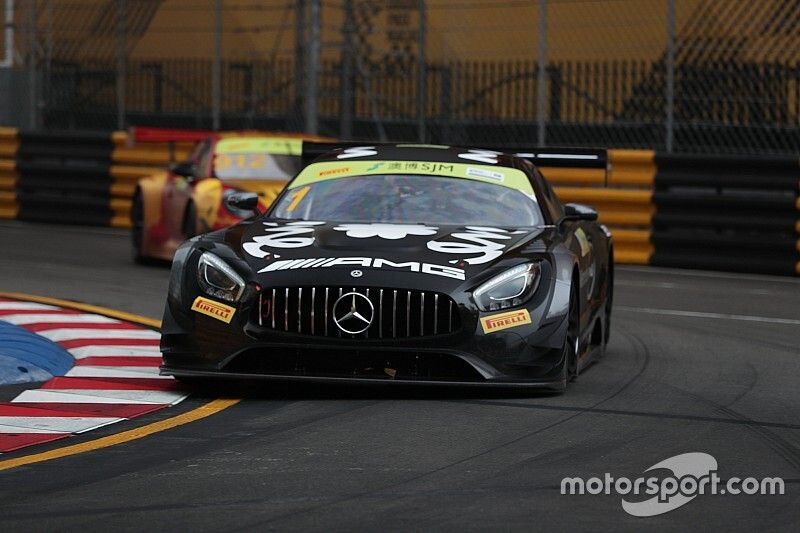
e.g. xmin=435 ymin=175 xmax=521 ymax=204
xmin=301 ymin=142 xmax=608 ymax=182
xmin=126 ymin=126 xmax=216 ymax=164
xmin=499 ymin=147 xmax=607 ymax=170
xmin=500 ymin=147 xmax=609 ymax=186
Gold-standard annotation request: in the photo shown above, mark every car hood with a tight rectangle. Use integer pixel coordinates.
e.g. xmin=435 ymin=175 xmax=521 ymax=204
xmin=236 ymin=219 xmax=544 ymax=291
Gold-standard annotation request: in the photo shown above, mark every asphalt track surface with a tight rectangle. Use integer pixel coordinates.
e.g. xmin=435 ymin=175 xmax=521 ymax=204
xmin=0 ymin=220 xmax=798 ymax=531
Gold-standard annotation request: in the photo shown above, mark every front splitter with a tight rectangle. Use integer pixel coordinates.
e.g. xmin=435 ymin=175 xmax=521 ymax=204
xmin=161 ymin=366 xmax=566 ymax=391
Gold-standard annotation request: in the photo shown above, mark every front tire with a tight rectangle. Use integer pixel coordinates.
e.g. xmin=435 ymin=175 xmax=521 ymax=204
xmin=604 ymin=256 xmax=614 ymax=346
xmin=566 ymin=286 xmax=579 ymax=381
xmin=557 ymin=287 xmax=580 ymax=392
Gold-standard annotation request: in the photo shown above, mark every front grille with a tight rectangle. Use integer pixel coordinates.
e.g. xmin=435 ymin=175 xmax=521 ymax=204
xmin=255 ymin=286 xmax=461 ymax=339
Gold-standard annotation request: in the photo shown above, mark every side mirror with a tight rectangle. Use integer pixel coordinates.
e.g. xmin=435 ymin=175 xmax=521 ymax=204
xmin=226 ymin=191 xmax=259 ymax=212
xmin=562 ymin=203 xmax=598 ymax=222
xmin=170 ymin=161 xmax=195 ymax=179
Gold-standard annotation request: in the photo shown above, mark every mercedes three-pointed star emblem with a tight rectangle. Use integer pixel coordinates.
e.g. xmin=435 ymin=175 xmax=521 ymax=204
xmin=332 ymin=292 xmax=375 ymax=334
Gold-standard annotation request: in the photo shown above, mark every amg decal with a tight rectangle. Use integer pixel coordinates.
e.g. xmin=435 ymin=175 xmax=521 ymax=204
xmin=258 ymin=256 xmax=466 ymax=280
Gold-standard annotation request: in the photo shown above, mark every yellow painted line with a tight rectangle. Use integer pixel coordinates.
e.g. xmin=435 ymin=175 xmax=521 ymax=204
xmin=0 ymin=292 xmax=240 ymax=469
xmin=0 ymin=399 xmax=240 ymax=471
xmin=0 ymin=291 xmax=160 ymax=328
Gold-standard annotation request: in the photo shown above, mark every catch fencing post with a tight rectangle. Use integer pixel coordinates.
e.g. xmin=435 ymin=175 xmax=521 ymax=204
xmin=27 ymin=0 xmax=37 ymax=129
xmin=536 ymin=0 xmax=547 ymax=147
xmin=417 ymin=0 xmax=427 ymax=143
xmin=295 ymin=0 xmax=306 ymax=128
xmin=116 ymin=0 xmax=127 ymax=130
xmin=305 ymin=0 xmax=320 ymax=135
xmin=1 ymin=0 xmax=13 ymax=68
xmin=665 ymin=0 xmax=676 ymax=153
xmin=340 ymin=0 xmax=354 ymax=139
xmin=212 ymin=0 xmax=222 ymax=130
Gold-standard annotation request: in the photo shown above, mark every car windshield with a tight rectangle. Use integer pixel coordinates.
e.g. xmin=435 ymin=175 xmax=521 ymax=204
xmin=271 ymin=174 xmax=544 ymax=226
xmin=213 ymin=152 xmax=302 ymax=181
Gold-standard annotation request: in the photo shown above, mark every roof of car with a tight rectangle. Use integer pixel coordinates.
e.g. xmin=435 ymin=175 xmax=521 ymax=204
xmin=311 ymin=144 xmax=523 ymax=169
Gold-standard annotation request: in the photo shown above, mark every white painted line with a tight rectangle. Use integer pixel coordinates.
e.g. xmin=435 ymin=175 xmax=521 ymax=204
xmin=615 ymin=280 xmax=786 ymax=296
xmin=13 ymin=389 xmax=188 ymax=405
xmin=0 ymin=302 xmax=60 ymax=310
xmin=0 ymin=424 xmax=65 ymax=434
xmin=68 ymin=345 xmax=162 ymax=358
xmin=616 ymin=306 xmax=800 ymax=325
xmin=65 ymin=366 xmax=168 ymax=379
xmin=0 ymin=416 xmax=123 ymax=434
xmin=616 ymin=265 xmax=800 ymax=284
xmin=37 ymin=328 xmax=161 ymax=342
xmin=536 ymin=153 xmax=600 ymax=160
xmin=0 ymin=313 xmax=122 ymax=325
xmin=615 ymin=280 xmax=679 ymax=289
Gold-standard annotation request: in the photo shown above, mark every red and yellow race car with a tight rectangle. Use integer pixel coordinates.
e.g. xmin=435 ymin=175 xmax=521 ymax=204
xmin=132 ymin=132 xmax=329 ymax=262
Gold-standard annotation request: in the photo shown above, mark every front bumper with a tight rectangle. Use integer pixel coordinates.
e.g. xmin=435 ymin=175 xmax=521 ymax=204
xmin=161 ymin=244 xmax=571 ymax=388
xmin=160 ymin=295 xmax=569 ymax=388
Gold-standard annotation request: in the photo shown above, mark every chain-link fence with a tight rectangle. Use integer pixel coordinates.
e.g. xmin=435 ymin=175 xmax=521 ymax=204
xmin=3 ymin=0 xmax=800 ymax=155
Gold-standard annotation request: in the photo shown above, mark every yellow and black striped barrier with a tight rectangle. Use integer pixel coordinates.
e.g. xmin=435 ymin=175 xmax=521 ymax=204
xmin=12 ymin=130 xmax=114 ymax=225
xmin=0 ymin=127 xmax=19 ymax=220
xmin=1 ymin=125 xmax=798 ymax=275
xmin=546 ymin=149 xmax=656 ymax=266
xmin=110 ymin=131 xmax=195 ymax=228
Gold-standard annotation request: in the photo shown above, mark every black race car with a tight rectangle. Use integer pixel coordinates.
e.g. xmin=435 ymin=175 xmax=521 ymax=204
xmin=160 ymin=143 xmax=613 ymax=391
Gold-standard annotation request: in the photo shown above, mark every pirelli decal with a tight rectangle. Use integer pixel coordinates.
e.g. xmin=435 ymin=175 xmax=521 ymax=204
xmin=480 ymin=309 xmax=532 ymax=334
xmin=191 ymin=297 xmax=236 ymax=324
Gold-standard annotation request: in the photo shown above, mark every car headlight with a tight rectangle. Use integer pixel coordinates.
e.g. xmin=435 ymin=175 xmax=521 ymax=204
xmin=473 ymin=263 xmax=540 ymax=312
xmin=197 ymin=252 xmax=245 ymax=303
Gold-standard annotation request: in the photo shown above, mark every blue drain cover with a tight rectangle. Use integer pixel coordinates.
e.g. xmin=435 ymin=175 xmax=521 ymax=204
xmin=0 ymin=322 xmax=74 ymax=385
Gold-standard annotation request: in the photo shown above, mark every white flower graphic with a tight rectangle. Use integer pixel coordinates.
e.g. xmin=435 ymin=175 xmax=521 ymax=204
xmin=333 ymin=223 xmax=439 ymax=240
xmin=427 ymin=227 xmax=513 ymax=265
xmin=243 ymin=221 xmax=324 ymax=257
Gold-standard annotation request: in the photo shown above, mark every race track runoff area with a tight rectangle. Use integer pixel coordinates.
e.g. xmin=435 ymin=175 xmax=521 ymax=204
xmin=0 ymin=220 xmax=798 ymax=531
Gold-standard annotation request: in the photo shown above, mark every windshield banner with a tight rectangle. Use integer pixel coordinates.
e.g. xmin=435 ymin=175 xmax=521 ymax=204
xmin=291 ymin=160 xmax=534 ymax=195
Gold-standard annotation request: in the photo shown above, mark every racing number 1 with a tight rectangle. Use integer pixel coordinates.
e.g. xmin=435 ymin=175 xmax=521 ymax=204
xmin=286 ymin=186 xmax=311 ymax=213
